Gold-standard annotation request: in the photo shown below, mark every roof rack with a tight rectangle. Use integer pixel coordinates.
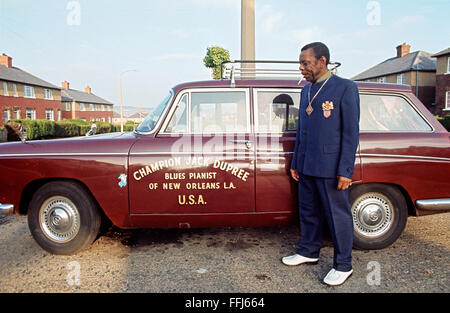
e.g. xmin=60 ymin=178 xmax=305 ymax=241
xmin=220 ymin=60 xmax=341 ymax=86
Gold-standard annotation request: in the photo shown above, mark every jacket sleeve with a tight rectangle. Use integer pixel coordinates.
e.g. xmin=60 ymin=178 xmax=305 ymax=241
xmin=337 ymin=81 xmax=360 ymax=179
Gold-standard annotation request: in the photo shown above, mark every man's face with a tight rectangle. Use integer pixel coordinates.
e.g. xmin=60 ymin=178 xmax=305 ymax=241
xmin=299 ymin=48 xmax=326 ymax=83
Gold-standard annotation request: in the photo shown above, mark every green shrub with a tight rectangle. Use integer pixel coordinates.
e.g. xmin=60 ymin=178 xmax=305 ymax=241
xmin=436 ymin=114 xmax=450 ymax=132
xmin=55 ymin=121 xmax=80 ymax=137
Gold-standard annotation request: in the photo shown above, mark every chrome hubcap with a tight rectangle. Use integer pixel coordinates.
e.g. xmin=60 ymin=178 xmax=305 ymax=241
xmin=352 ymin=192 xmax=393 ymax=238
xmin=39 ymin=197 xmax=80 ymax=243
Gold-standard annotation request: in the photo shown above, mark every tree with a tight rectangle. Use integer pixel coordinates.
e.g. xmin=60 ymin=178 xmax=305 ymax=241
xmin=203 ymin=46 xmax=230 ymax=80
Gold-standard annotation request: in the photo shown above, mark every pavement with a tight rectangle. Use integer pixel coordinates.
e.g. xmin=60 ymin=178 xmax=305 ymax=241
xmin=0 ymin=212 xmax=449 ymax=293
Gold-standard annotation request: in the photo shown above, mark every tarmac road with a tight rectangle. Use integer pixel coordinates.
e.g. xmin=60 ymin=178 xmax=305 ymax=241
xmin=0 ymin=212 xmax=448 ymax=293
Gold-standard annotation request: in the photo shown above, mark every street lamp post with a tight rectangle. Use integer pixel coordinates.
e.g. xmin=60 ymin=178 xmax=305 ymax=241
xmin=120 ymin=69 xmax=138 ymax=132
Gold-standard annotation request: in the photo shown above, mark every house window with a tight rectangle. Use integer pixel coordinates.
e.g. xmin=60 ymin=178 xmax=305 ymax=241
xmin=3 ymin=82 xmax=8 ymax=96
xmin=64 ymin=102 xmax=71 ymax=111
xmin=44 ymin=89 xmax=53 ymax=100
xmin=446 ymin=91 xmax=450 ymax=110
xmin=377 ymin=77 xmax=386 ymax=83
xmin=101 ymin=105 xmax=105 ymax=111
xmin=397 ymin=73 xmax=405 ymax=85
xmin=25 ymin=108 xmax=36 ymax=120
xmin=80 ymin=103 xmax=86 ymax=111
xmin=89 ymin=103 xmax=93 ymax=111
xmin=13 ymin=84 xmax=17 ymax=97
xmin=3 ymin=109 xmax=10 ymax=123
xmin=447 ymin=57 xmax=450 ymax=74
xmin=57 ymin=109 xmax=61 ymax=121
xmin=45 ymin=109 xmax=54 ymax=121
xmin=13 ymin=108 xmax=20 ymax=119
xmin=24 ymin=86 xmax=35 ymax=98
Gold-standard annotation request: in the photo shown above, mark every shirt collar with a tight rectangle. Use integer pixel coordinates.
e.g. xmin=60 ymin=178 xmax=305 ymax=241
xmin=315 ymin=70 xmax=332 ymax=83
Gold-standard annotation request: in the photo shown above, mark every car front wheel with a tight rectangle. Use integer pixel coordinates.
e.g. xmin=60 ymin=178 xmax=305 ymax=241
xmin=28 ymin=181 xmax=101 ymax=255
xmin=350 ymin=184 xmax=408 ymax=250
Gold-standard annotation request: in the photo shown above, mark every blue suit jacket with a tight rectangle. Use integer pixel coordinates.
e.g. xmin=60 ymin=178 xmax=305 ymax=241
xmin=291 ymin=75 xmax=360 ymax=179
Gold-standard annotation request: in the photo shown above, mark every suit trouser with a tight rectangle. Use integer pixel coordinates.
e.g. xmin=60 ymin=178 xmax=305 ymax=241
xmin=296 ymin=173 xmax=353 ymax=272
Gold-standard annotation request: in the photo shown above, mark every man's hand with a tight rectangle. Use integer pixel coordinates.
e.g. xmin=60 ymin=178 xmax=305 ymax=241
xmin=290 ymin=169 xmax=299 ymax=181
xmin=337 ymin=176 xmax=352 ymax=190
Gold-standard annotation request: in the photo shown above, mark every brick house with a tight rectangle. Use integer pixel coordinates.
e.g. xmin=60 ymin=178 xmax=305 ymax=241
xmin=61 ymin=81 xmax=114 ymax=123
xmin=431 ymin=48 xmax=450 ymax=116
xmin=0 ymin=53 xmax=62 ymax=126
xmin=352 ymin=43 xmax=437 ymax=114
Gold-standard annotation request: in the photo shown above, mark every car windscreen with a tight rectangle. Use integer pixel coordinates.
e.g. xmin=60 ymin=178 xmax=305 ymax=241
xmin=135 ymin=89 xmax=173 ymax=133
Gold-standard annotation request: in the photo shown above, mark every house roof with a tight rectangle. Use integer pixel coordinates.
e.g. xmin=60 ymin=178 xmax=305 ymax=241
xmin=351 ymin=51 xmax=436 ymax=81
xmin=61 ymin=88 xmax=113 ymax=105
xmin=0 ymin=65 xmax=60 ymax=89
xmin=432 ymin=48 xmax=450 ymax=58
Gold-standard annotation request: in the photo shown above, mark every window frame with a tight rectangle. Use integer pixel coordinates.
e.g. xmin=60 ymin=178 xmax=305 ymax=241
xmin=45 ymin=109 xmax=54 ymax=121
xmin=359 ymin=91 xmax=434 ymax=133
xmin=25 ymin=108 xmax=36 ymax=120
xmin=396 ymin=73 xmax=405 ymax=85
xmin=24 ymin=85 xmax=35 ymax=98
xmin=3 ymin=82 xmax=8 ymax=96
xmin=44 ymin=88 xmax=53 ymax=100
xmin=445 ymin=90 xmax=450 ymax=110
xmin=3 ymin=109 xmax=10 ymax=123
xmin=159 ymin=88 xmax=251 ymax=135
xmin=253 ymin=88 xmax=301 ymax=134
xmin=447 ymin=56 xmax=450 ymax=74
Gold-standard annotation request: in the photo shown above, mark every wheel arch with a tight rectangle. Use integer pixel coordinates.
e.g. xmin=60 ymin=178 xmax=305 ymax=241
xmin=19 ymin=178 xmax=111 ymax=222
xmin=351 ymin=182 xmax=416 ymax=216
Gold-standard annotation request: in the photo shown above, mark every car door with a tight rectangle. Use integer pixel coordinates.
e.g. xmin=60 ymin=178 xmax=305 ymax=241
xmin=253 ymin=88 xmax=362 ymax=213
xmin=129 ymin=88 xmax=255 ymax=214
xmin=253 ymin=88 xmax=301 ymax=212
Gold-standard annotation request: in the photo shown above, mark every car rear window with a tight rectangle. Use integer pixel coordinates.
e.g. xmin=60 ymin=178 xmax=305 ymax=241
xmin=360 ymin=94 xmax=432 ymax=132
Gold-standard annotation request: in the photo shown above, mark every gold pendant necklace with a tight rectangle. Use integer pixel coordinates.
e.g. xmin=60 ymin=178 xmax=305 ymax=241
xmin=306 ymin=75 xmax=332 ymax=116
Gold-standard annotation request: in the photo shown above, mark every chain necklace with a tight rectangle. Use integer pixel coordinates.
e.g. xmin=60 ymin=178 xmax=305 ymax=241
xmin=306 ymin=74 xmax=332 ymax=116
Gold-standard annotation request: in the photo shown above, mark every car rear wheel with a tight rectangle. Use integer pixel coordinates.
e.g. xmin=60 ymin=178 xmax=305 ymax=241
xmin=28 ymin=181 xmax=101 ymax=255
xmin=350 ymin=184 xmax=408 ymax=250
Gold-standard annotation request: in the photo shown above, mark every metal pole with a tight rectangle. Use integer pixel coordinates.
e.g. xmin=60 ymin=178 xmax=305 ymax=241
xmin=241 ymin=0 xmax=255 ymax=75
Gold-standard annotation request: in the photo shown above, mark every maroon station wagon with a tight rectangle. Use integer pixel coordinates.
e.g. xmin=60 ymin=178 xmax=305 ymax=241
xmin=1 ymin=63 xmax=449 ymax=255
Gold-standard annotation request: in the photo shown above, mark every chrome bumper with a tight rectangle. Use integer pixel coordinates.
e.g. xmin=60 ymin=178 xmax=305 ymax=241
xmin=416 ymin=199 xmax=450 ymax=211
xmin=0 ymin=203 xmax=14 ymax=215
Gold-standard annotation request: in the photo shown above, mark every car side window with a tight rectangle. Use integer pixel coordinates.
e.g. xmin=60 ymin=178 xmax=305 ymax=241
xmin=165 ymin=94 xmax=188 ymax=133
xmin=191 ymin=91 xmax=247 ymax=133
xmin=360 ymin=94 xmax=432 ymax=132
xmin=255 ymin=91 xmax=300 ymax=132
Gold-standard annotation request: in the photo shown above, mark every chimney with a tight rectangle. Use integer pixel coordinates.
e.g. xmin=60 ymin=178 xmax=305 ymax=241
xmin=62 ymin=81 xmax=70 ymax=90
xmin=396 ymin=43 xmax=411 ymax=58
xmin=0 ymin=53 xmax=12 ymax=68
xmin=84 ymin=85 xmax=91 ymax=94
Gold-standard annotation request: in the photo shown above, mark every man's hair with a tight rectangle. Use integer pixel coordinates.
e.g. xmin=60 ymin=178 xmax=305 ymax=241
xmin=301 ymin=42 xmax=330 ymax=65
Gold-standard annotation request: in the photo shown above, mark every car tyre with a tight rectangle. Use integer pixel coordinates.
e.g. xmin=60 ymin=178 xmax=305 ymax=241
xmin=28 ymin=181 xmax=101 ymax=255
xmin=349 ymin=184 xmax=408 ymax=250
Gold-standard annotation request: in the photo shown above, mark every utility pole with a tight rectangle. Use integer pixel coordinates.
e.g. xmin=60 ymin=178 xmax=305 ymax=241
xmin=241 ymin=0 xmax=255 ymax=73
xmin=119 ymin=69 xmax=138 ymax=132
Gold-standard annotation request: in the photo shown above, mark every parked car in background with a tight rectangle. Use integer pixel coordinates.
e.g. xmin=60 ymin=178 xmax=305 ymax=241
xmin=1 ymin=61 xmax=449 ymax=255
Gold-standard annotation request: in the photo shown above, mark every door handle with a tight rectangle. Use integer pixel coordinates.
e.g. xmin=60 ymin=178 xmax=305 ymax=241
xmin=230 ymin=139 xmax=252 ymax=149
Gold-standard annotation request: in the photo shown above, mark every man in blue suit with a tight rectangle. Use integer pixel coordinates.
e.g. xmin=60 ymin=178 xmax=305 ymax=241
xmin=282 ymin=42 xmax=360 ymax=286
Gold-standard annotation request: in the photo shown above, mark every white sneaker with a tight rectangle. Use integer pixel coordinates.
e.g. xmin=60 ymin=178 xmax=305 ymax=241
xmin=281 ymin=254 xmax=319 ymax=266
xmin=323 ymin=268 xmax=353 ymax=286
